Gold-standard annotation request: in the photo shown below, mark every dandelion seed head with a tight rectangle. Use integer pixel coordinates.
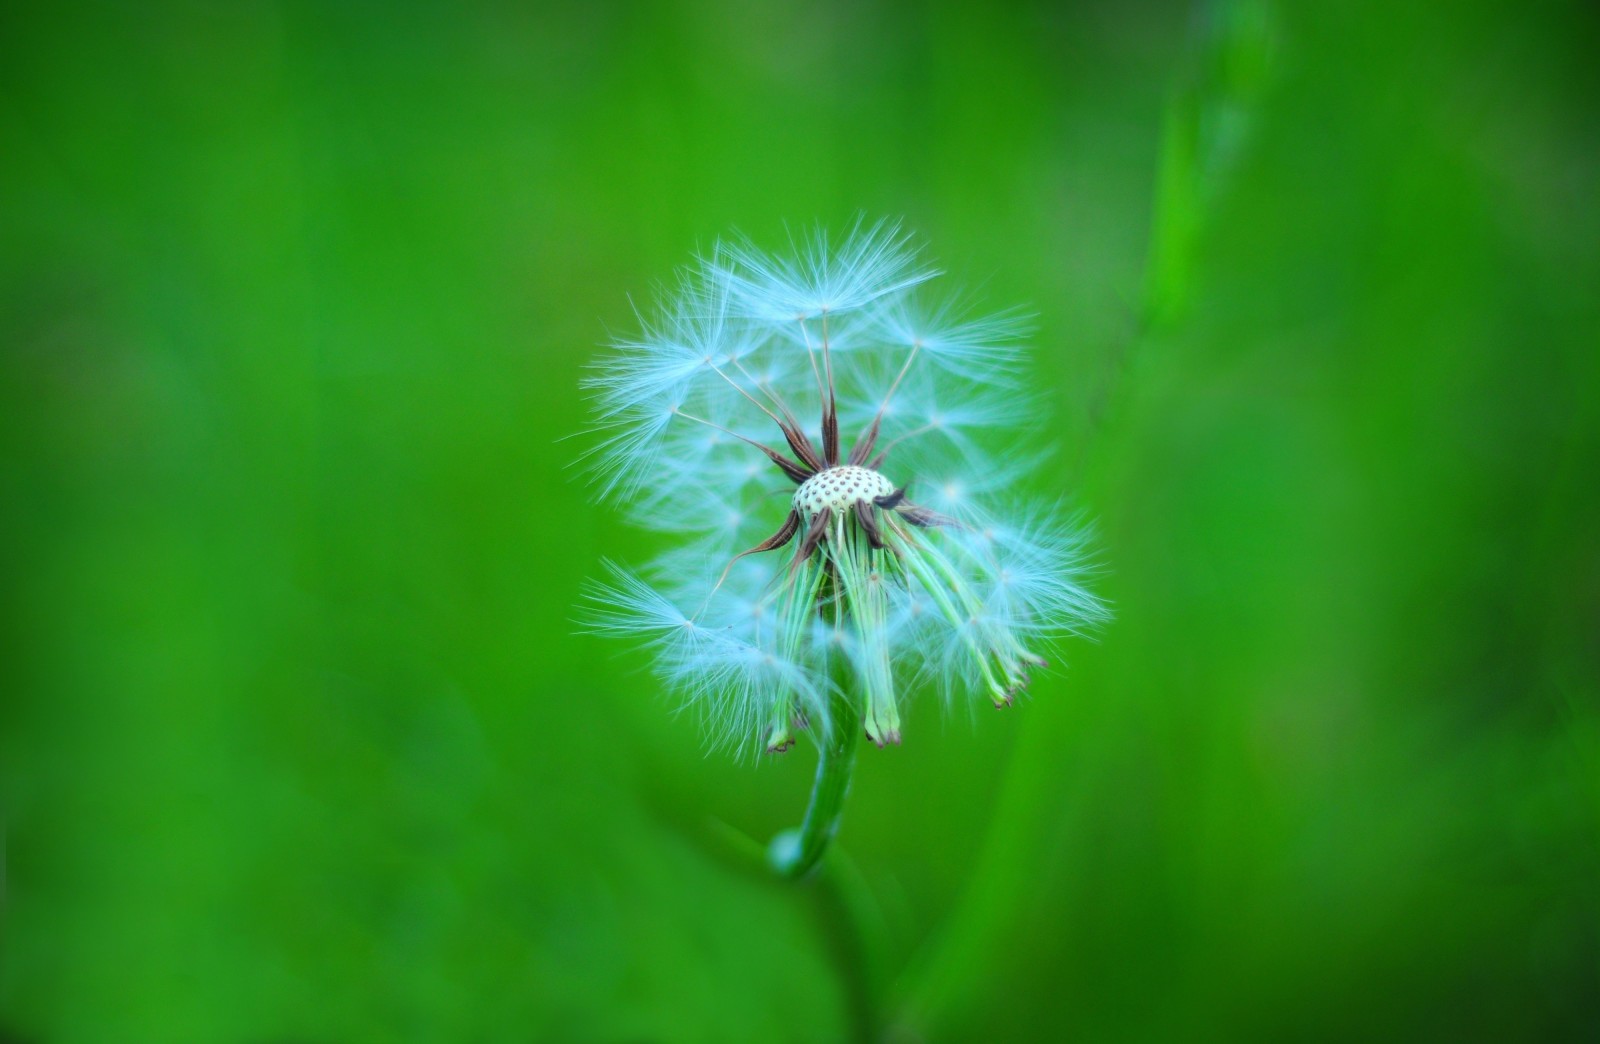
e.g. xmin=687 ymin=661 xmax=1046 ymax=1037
xmin=579 ymin=221 xmax=1107 ymax=756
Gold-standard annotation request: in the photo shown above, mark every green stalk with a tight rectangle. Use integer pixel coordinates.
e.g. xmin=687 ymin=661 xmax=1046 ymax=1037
xmin=770 ymin=659 xmax=859 ymax=879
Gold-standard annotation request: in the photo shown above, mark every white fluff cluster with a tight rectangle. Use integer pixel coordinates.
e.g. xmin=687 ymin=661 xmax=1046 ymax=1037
xmin=582 ymin=220 xmax=1106 ymax=755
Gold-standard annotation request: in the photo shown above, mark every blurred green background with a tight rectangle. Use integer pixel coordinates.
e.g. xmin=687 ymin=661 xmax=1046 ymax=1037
xmin=3 ymin=1 xmax=1597 ymax=1041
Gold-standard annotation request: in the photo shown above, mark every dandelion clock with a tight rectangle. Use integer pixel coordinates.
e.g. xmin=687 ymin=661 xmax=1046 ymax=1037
xmin=582 ymin=220 xmax=1106 ymax=876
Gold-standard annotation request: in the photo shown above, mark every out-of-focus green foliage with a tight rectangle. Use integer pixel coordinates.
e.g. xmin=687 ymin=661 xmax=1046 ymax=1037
xmin=2 ymin=2 xmax=1595 ymax=1041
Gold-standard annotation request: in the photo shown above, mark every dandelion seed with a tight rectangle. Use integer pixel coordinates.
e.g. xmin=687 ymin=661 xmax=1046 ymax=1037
xmin=580 ymin=221 xmax=1107 ymax=875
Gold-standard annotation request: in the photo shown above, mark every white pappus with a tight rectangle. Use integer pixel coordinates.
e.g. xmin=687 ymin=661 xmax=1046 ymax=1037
xmin=582 ymin=219 xmax=1107 ymax=756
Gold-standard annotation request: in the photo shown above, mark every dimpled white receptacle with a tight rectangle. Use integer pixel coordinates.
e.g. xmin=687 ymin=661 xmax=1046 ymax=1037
xmin=794 ymin=466 xmax=896 ymax=517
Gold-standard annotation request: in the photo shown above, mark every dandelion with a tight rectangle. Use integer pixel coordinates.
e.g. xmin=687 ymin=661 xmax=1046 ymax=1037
xmin=582 ymin=219 xmax=1107 ymax=876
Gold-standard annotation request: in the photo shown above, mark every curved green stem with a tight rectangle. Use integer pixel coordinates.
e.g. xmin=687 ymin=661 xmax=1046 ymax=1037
xmin=769 ymin=680 xmax=859 ymax=878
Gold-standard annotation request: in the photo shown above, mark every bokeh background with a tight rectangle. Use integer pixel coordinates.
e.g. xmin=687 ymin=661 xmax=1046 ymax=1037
xmin=3 ymin=1 xmax=1597 ymax=1041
